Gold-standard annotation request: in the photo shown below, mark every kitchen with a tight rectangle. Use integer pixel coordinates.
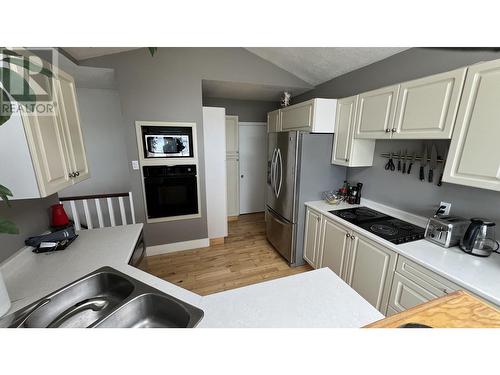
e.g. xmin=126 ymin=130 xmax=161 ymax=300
xmin=2 ymin=4 xmax=500 ymax=372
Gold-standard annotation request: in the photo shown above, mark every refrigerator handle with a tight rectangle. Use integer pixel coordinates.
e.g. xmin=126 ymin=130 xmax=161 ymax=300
xmin=271 ymin=148 xmax=277 ymax=192
xmin=276 ymin=148 xmax=283 ymax=198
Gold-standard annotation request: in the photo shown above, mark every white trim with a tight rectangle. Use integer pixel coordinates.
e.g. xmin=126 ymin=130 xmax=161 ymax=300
xmin=239 ymin=121 xmax=267 ymax=127
xmin=146 ymin=238 xmax=210 ymax=256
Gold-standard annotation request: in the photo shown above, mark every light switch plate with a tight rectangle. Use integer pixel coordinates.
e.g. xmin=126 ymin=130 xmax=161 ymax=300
xmin=131 ymin=160 xmax=139 ymax=170
xmin=439 ymin=201 xmax=451 ymax=216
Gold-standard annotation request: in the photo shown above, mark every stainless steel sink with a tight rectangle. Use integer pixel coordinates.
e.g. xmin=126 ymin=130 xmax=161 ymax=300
xmin=0 ymin=267 xmax=203 ymax=328
xmin=95 ymin=293 xmax=198 ymax=328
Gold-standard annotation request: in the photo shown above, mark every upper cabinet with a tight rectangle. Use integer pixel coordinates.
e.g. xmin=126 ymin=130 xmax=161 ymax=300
xmin=443 ymin=60 xmax=500 ymax=192
xmin=267 ymin=98 xmax=336 ymax=133
xmin=355 ymin=85 xmax=400 ymax=139
xmin=267 ymin=109 xmax=281 ymax=133
xmin=354 ymin=68 xmax=467 ymax=140
xmin=0 ymin=60 xmax=89 ymax=199
xmin=392 ymin=68 xmax=467 ymax=139
xmin=332 ymin=96 xmax=375 ymax=167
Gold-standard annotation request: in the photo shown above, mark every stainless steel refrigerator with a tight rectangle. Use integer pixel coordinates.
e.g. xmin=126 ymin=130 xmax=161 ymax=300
xmin=266 ymin=131 xmax=346 ymax=266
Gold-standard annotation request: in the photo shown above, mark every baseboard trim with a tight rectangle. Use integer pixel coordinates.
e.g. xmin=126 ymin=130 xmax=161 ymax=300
xmin=146 ymin=238 xmax=210 ymax=256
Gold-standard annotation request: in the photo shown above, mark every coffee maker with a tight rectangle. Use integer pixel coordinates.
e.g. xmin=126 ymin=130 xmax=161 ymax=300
xmin=459 ymin=218 xmax=500 ymax=257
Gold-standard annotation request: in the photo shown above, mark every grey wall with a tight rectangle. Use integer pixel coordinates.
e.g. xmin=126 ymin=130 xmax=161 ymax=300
xmin=295 ymin=47 xmax=500 ymax=228
xmin=202 ymin=97 xmax=278 ymax=122
xmin=58 ymin=88 xmax=131 ymax=197
xmin=0 ymin=194 xmax=59 ymax=262
xmin=83 ymin=47 xmax=311 ymax=246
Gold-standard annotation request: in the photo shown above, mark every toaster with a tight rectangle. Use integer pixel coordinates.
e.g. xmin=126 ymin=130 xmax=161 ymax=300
xmin=424 ymin=215 xmax=470 ymax=248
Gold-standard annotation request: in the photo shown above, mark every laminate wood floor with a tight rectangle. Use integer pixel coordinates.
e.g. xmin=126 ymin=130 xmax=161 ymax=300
xmin=145 ymin=212 xmax=312 ymax=295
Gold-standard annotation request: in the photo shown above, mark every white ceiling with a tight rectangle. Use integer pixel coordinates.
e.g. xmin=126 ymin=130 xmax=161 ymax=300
xmin=246 ymin=47 xmax=408 ymax=86
xmin=202 ymin=80 xmax=309 ymax=102
xmin=63 ymin=47 xmax=139 ymax=61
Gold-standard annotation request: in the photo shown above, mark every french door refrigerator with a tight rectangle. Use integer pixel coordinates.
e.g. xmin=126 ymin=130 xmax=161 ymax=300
xmin=266 ymin=131 xmax=346 ymax=266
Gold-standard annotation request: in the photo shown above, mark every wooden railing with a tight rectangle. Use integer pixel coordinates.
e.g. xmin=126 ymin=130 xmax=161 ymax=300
xmin=60 ymin=192 xmax=136 ymax=230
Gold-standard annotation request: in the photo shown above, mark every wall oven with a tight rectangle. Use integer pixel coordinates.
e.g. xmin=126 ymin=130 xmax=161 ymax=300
xmin=142 ymin=126 xmax=194 ymax=158
xmin=143 ymin=165 xmax=198 ymax=219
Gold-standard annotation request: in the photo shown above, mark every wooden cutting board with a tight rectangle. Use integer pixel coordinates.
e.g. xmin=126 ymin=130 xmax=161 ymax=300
xmin=365 ymin=291 xmax=500 ymax=328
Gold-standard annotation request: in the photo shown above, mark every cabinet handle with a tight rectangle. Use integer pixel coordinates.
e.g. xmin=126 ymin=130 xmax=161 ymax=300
xmin=351 ymin=235 xmax=356 ymax=240
xmin=385 ymin=129 xmax=390 ymax=133
xmin=442 ymin=288 xmax=450 ymax=294
xmin=345 ymin=158 xmax=349 ymax=162
xmin=75 ymin=171 xmax=80 ymax=177
xmin=391 ymin=128 xmax=396 ymax=133
xmin=346 ymin=233 xmax=350 ymax=238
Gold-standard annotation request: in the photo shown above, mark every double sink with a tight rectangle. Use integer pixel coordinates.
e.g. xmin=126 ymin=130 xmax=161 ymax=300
xmin=0 ymin=267 xmax=204 ymax=328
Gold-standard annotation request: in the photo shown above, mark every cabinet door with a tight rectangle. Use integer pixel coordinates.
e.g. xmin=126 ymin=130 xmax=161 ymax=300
xmin=267 ymin=109 xmax=281 ymax=133
xmin=355 ymin=85 xmax=399 ymax=139
xmin=20 ymin=77 xmax=72 ymax=197
xmin=56 ymin=70 xmax=89 ymax=183
xmin=303 ymin=208 xmax=322 ymax=267
xmin=443 ymin=60 xmax=500 ymax=191
xmin=225 ymin=115 xmax=239 ymax=154
xmin=388 ymin=273 xmax=437 ymax=313
xmin=319 ymin=217 xmax=350 ymax=281
xmin=226 ymin=157 xmax=240 ymax=217
xmin=392 ymin=68 xmax=467 ymax=139
xmin=346 ymin=233 xmax=397 ymax=313
xmin=332 ymin=96 xmax=358 ymax=166
xmin=281 ymin=100 xmax=313 ymax=131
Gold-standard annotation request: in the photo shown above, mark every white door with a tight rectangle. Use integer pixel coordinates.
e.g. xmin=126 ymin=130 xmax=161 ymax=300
xmin=443 ymin=59 xmax=500 ymax=192
xmin=319 ymin=217 xmax=350 ymax=280
xmin=303 ymin=208 xmax=322 ymax=267
xmin=332 ymin=96 xmax=358 ymax=166
xmin=346 ymin=233 xmax=397 ymax=313
xmin=239 ymin=123 xmax=267 ymax=214
xmin=355 ymin=85 xmax=399 ymax=139
xmin=392 ymin=68 xmax=467 ymax=139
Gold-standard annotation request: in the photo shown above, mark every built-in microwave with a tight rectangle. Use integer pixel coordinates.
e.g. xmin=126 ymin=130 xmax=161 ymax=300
xmin=142 ymin=126 xmax=194 ymax=158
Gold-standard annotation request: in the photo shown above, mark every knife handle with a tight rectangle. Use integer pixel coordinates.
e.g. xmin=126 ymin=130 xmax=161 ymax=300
xmin=402 ymin=162 xmax=406 ymax=174
xmin=428 ymin=169 xmax=434 ymax=183
xmin=437 ymin=172 xmax=443 ymax=186
xmin=419 ymin=166 xmax=424 ymax=181
xmin=397 ymin=159 xmax=401 ymax=171
xmin=407 ymin=163 xmax=413 ymax=174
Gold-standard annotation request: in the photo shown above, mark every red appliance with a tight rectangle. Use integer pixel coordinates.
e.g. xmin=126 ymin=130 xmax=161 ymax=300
xmin=50 ymin=204 xmax=69 ymax=228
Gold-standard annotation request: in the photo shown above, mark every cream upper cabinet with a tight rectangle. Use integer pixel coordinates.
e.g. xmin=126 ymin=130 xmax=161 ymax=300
xmin=346 ymin=233 xmax=397 ymax=314
xmin=225 ymin=115 xmax=239 ymax=216
xmin=443 ymin=59 xmax=500 ymax=192
xmin=303 ymin=207 xmax=323 ymax=268
xmin=392 ymin=68 xmax=467 ymax=139
xmin=280 ymin=98 xmax=336 ymax=133
xmin=267 ymin=109 xmax=281 ymax=133
xmin=2 ymin=63 xmax=88 ymax=199
xmin=55 ymin=69 xmax=89 ymax=184
xmin=332 ymin=96 xmax=375 ymax=167
xmin=355 ymin=84 xmax=399 ymax=139
xmin=319 ymin=217 xmax=351 ymax=282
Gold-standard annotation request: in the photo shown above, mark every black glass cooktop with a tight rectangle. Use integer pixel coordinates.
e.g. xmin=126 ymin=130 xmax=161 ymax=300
xmin=329 ymin=207 xmax=425 ymax=244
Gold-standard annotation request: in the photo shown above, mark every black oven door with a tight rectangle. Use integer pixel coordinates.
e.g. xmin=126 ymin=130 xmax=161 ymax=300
xmin=144 ymin=174 xmax=198 ymax=219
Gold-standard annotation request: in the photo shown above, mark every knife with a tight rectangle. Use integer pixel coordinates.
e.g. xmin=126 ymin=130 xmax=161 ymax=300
xmin=428 ymin=144 xmax=438 ymax=183
xmin=397 ymin=149 xmax=402 ymax=171
xmin=437 ymin=146 xmax=448 ymax=186
xmin=402 ymin=149 xmax=408 ymax=174
xmin=407 ymin=152 xmax=416 ymax=174
xmin=419 ymin=145 xmax=427 ymax=181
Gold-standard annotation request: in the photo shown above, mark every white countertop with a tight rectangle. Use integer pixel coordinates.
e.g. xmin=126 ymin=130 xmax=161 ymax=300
xmin=198 ymin=268 xmax=383 ymax=328
xmin=305 ymin=199 xmax=500 ymax=307
xmin=0 ymin=224 xmax=382 ymax=327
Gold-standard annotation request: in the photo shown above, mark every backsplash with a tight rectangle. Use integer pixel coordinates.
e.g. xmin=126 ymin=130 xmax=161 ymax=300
xmin=0 ymin=194 xmax=58 ymax=263
xmin=347 ymin=139 xmax=500 ymax=238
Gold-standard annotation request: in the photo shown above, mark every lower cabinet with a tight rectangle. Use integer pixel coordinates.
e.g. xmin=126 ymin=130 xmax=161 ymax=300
xmin=303 ymin=208 xmax=323 ymax=268
xmin=346 ymin=233 xmax=397 ymax=314
xmin=318 ymin=217 xmax=351 ymax=282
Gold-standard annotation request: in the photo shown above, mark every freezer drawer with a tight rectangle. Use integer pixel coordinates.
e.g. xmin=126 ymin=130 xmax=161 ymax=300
xmin=266 ymin=207 xmax=295 ymax=264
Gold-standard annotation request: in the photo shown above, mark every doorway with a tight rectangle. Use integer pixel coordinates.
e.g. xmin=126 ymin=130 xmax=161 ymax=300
xmin=239 ymin=122 xmax=267 ymax=214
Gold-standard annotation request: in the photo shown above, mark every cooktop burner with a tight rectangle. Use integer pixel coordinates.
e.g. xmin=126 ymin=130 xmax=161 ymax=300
xmin=329 ymin=207 xmax=425 ymax=245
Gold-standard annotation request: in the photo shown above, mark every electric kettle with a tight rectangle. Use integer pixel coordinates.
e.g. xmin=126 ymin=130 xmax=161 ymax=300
xmin=459 ymin=218 xmax=500 ymax=257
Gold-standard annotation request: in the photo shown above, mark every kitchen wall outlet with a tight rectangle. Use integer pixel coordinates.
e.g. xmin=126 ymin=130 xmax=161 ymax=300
xmin=440 ymin=201 xmax=451 ymax=216
xmin=131 ymin=160 xmax=139 ymax=170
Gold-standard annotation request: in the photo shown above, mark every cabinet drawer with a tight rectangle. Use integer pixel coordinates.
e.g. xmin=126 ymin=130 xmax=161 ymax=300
xmin=396 ymin=256 xmax=460 ymax=297
xmin=389 ymin=272 xmax=439 ymax=313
